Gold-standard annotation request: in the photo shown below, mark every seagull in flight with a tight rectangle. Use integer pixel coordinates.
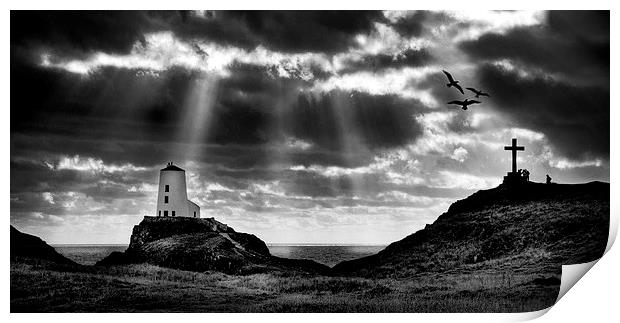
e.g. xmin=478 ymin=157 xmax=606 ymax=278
xmin=466 ymin=87 xmax=490 ymax=98
xmin=447 ymin=99 xmax=481 ymax=110
xmin=442 ymin=70 xmax=464 ymax=94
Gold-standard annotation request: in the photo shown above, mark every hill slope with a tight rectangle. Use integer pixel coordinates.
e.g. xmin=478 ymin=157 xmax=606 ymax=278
xmin=10 ymin=226 xmax=77 ymax=265
xmin=333 ymin=181 xmax=609 ymax=278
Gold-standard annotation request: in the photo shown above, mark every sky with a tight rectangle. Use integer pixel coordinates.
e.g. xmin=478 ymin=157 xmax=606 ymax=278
xmin=10 ymin=10 xmax=609 ymax=244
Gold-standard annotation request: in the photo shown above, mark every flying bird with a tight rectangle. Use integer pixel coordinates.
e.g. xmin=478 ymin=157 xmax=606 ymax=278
xmin=466 ymin=87 xmax=490 ymax=98
xmin=442 ymin=70 xmax=464 ymax=94
xmin=447 ymin=99 xmax=481 ymax=110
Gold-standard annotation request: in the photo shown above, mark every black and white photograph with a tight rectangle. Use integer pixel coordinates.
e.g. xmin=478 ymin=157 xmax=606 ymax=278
xmin=9 ymin=9 xmax=611 ymax=313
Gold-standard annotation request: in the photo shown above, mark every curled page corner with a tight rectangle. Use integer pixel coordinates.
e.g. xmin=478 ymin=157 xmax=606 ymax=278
xmin=605 ymin=205 xmax=618 ymax=254
xmin=556 ymin=259 xmax=599 ymax=302
xmin=552 ymin=200 xmax=615 ymax=305
xmin=542 ymin=195 xmax=617 ymax=313
xmin=507 ymin=307 xmax=552 ymax=322
xmin=531 ymin=206 xmax=614 ymax=317
xmin=514 ymin=260 xmax=602 ymax=322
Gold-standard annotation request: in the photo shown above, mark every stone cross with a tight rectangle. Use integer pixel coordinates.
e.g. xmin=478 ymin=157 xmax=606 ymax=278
xmin=504 ymin=138 xmax=525 ymax=174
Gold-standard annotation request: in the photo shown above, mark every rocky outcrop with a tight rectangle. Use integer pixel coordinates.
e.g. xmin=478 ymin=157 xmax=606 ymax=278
xmin=333 ymin=181 xmax=609 ymax=278
xmin=10 ymin=226 xmax=77 ymax=265
xmin=128 ymin=216 xmax=236 ymax=249
xmin=97 ymin=216 xmax=330 ymax=275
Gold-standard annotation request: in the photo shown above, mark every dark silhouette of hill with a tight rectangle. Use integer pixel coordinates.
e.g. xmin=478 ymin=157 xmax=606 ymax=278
xmin=10 ymin=182 xmax=609 ymax=312
xmin=10 ymin=226 xmax=77 ymax=265
xmin=333 ymin=181 xmax=609 ymax=278
xmin=96 ymin=216 xmax=330 ymax=275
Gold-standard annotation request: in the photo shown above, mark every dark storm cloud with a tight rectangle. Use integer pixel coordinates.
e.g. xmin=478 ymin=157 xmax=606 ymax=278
xmin=11 ymin=63 xmax=188 ymax=139
xmin=390 ymin=13 xmax=424 ymax=37
xmin=388 ymin=11 xmax=456 ymax=38
xmin=10 ymin=159 xmax=80 ymax=193
xmin=287 ymin=91 xmax=427 ymax=152
xmin=12 ymin=133 xmax=176 ymax=169
xmin=276 ymin=169 xmax=473 ymax=201
xmin=11 ymin=10 xmax=385 ymax=63
xmin=11 ymin=11 xmax=153 ymax=60
xmin=10 ymin=159 xmax=152 ymax=200
xmin=11 ymin=192 xmax=65 ymax=216
xmin=10 ymin=63 xmax=202 ymax=168
xmin=128 ymin=11 xmax=385 ymax=54
xmin=547 ymin=10 xmax=609 ymax=43
xmin=459 ymin=11 xmax=609 ymax=86
xmin=209 ymin=164 xmax=470 ymax=204
xmin=219 ymin=11 xmax=385 ymax=53
xmin=454 ymin=11 xmax=609 ymax=160
xmin=10 ymin=62 xmax=279 ymax=155
xmin=477 ymin=64 xmax=609 ymax=160
xmin=12 ymin=50 xmax=428 ymax=171
xmin=339 ymin=48 xmax=434 ymax=74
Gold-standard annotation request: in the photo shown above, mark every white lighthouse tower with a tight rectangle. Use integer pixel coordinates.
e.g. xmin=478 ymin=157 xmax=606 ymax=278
xmin=156 ymin=162 xmax=200 ymax=218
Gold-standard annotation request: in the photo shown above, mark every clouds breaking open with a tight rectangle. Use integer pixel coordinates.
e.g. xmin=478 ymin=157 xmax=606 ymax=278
xmin=11 ymin=10 xmax=609 ymax=244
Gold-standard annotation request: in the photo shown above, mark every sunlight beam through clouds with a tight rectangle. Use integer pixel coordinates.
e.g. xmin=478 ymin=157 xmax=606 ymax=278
xmin=175 ymin=73 xmax=220 ymax=163
xmin=13 ymin=10 xmax=608 ymax=244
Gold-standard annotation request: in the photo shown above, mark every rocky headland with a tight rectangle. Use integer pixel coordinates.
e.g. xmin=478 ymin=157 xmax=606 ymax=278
xmin=96 ymin=216 xmax=330 ymax=275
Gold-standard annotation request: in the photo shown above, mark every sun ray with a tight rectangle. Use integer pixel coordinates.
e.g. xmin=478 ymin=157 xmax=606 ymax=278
xmin=173 ymin=73 xmax=219 ymax=163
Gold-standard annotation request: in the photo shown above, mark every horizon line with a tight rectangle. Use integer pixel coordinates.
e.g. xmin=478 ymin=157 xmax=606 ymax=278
xmin=51 ymin=243 xmax=389 ymax=247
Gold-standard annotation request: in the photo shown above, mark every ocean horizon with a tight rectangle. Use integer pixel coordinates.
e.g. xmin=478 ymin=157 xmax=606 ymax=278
xmin=52 ymin=243 xmax=388 ymax=246
xmin=53 ymin=244 xmax=387 ymax=267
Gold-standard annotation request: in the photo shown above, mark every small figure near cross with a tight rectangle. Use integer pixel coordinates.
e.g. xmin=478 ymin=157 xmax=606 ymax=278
xmin=522 ymin=169 xmax=530 ymax=182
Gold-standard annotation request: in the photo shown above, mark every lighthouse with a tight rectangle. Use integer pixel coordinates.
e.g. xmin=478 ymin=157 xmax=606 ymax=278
xmin=156 ymin=162 xmax=201 ymax=218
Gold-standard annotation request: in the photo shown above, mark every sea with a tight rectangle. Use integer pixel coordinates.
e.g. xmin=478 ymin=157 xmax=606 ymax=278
xmin=53 ymin=244 xmax=387 ymax=267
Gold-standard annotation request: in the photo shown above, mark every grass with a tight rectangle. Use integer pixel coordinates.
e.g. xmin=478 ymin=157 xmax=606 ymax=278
xmin=336 ymin=196 xmax=608 ymax=278
xmin=13 ymin=183 xmax=603 ymax=312
xmin=11 ymin=259 xmax=558 ymax=312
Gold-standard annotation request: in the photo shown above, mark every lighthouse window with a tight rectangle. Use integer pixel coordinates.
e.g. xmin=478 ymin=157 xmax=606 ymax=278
xmin=164 ymin=196 xmax=169 ymax=203
xmin=163 ymin=210 xmax=168 ymax=217
xmin=165 ymin=185 xmax=169 ymax=192
xmin=172 ymin=211 xmax=176 ymax=217
xmin=193 ymin=211 xmax=196 ymax=217
xmin=158 ymin=210 xmax=161 ymax=216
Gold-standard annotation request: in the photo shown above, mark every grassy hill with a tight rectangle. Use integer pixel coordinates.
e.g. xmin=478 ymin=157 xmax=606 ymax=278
xmin=11 ymin=181 xmax=609 ymax=312
xmin=333 ymin=181 xmax=609 ymax=278
xmin=11 ymin=226 xmax=77 ymax=266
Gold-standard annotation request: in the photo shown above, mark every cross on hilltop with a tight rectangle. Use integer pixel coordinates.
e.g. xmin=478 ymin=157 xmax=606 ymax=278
xmin=505 ymin=138 xmax=524 ymax=174
xmin=503 ymin=138 xmax=528 ymax=186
